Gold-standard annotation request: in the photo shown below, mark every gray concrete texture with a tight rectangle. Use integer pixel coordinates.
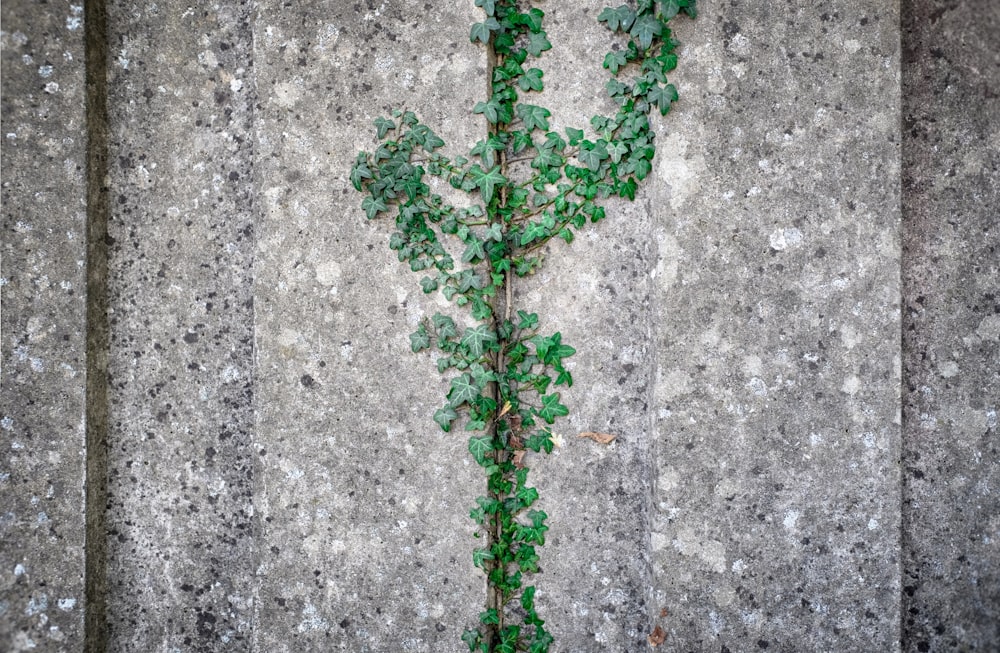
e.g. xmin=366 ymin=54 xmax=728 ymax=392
xmin=0 ymin=1 xmax=996 ymax=652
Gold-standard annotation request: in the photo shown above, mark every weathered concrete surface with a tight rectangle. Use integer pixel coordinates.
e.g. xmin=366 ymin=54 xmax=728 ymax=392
xmin=901 ymin=1 xmax=1000 ymax=651
xmin=102 ymin=3 xmax=256 ymax=649
xmin=0 ymin=3 xmax=88 ymax=651
xmin=251 ymin=1 xmax=484 ymax=650
xmin=647 ymin=2 xmax=903 ymax=650
xmin=2 ymin=0 xmax=999 ymax=651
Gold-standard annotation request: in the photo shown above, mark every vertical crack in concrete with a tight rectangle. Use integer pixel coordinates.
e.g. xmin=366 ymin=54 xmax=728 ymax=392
xmin=83 ymin=0 xmax=110 ymax=650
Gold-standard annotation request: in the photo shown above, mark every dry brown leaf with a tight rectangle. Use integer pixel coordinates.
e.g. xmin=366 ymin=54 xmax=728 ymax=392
xmin=659 ymin=607 xmax=669 ymax=618
xmin=647 ymin=625 xmax=666 ymax=647
xmin=578 ymin=431 xmax=617 ymax=444
xmin=512 ymin=450 xmax=526 ymax=469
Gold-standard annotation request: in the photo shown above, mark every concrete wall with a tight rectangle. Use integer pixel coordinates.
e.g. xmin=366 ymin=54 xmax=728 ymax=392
xmin=1 ymin=1 xmax=996 ymax=651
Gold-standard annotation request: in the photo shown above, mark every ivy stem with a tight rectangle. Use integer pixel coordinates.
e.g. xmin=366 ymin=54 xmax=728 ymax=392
xmin=484 ymin=27 xmax=506 ymax=651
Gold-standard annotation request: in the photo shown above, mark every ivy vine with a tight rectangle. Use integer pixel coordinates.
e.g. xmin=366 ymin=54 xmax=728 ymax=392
xmin=351 ymin=1 xmax=697 ymax=650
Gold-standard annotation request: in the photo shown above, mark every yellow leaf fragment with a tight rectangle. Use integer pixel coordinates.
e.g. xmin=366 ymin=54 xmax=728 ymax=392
xmin=578 ymin=431 xmax=616 ymax=444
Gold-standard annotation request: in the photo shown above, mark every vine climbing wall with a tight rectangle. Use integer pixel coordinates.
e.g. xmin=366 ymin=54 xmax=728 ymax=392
xmin=1 ymin=1 xmax=997 ymax=651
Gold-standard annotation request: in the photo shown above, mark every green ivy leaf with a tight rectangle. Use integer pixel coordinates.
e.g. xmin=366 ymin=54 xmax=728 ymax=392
xmin=461 ymin=629 xmax=481 ymax=651
xmin=516 ymin=104 xmax=551 ymax=132
xmin=578 ymin=146 xmax=605 ymax=172
xmin=474 ymin=0 xmax=496 ymax=16
xmin=434 ymin=406 xmax=459 ymax=431
xmin=462 ymin=237 xmax=486 ymax=263
xmin=547 ymin=336 xmax=576 ymax=362
xmin=516 ymin=485 xmax=539 ymax=508
xmin=470 ymin=18 xmax=501 ymax=44
xmin=521 ymin=585 xmax=537 ymax=611
xmin=523 ymin=7 xmax=544 ymax=33
xmin=520 ymin=221 xmax=548 ymax=246
xmin=597 ymin=5 xmax=635 ymax=32
xmin=519 ymin=68 xmax=544 ymax=92
xmin=512 ymin=131 xmax=535 ymax=154
xmin=410 ymin=325 xmax=431 ymax=352
xmin=647 ymin=82 xmax=679 ymax=114
xmin=531 ymin=148 xmax=562 ymax=170
xmin=516 ymin=310 xmax=539 ymax=330
xmin=432 ymin=313 xmax=458 ymax=339
xmin=607 ymin=141 xmax=629 ymax=164
xmin=630 ymin=14 xmax=663 ymax=50
xmin=555 ymin=368 xmax=574 ymax=387
xmin=468 ymin=435 xmax=494 ymax=466
xmin=374 ymin=116 xmax=395 ymax=139
xmin=484 ymin=223 xmax=504 ymax=242
xmin=471 ymin=165 xmax=507 ymax=204
xmin=473 ymin=99 xmax=500 ymax=124
xmin=473 ymin=546 xmax=495 ymax=568
xmin=525 ymin=430 xmax=554 ymax=454
xmin=603 ymin=50 xmax=628 ymax=74
xmin=449 ymin=374 xmax=480 ymax=407
xmin=361 ymin=196 xmax=387 ymax=219
xmin=420 ymin=276 xmax=438 ymax=293
xmin=526 ymin=31 xmax=552 ymax=57
xmin=659 ymin=0 xmax=681 ymax=19
xmin=461 ymin=324 xmax=497 ymax=358
xmin=350 ymin=161 xmax=372 ymax=191
xmin=537 ymin=392 xmax=569 ymax=424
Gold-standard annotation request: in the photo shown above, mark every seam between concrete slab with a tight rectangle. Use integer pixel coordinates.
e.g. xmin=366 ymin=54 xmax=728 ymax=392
xmin=899 ymin=3 xmax=920 ymax=650
xmin=894 ymin=7 xmax=906 ymax=651
xmin=641 ymin=192 xmax=659 ymax=635
xmin=83 ymin=0 xmax=110 ymax=650
xmin=246 ymin=6 xmax=261 ymax=650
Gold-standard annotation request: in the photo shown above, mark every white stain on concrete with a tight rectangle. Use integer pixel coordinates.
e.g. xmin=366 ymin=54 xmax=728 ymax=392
xmin=297 ymin=602 xmax=329 ymax=632
xmin=672 ymin=528 xmax=726 ymax=573
xmin=769 ymin=227 xmax=803 ymax=251
xmin=315 ymin=260 xmax=342 ymax=286
xmin=656 ymin=132 xmax=705 ymax=210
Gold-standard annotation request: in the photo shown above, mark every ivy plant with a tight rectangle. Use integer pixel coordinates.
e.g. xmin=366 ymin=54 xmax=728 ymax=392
xmin=352 ymin=1 xmax=696 ymax=650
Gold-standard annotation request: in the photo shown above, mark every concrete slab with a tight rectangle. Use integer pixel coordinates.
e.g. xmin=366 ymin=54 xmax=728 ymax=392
xmin=901 ymin=1 xmax=1000 ymax=650
xmin=513 ymin=2 xmax=684 ymax=649
xmin=102 ymin=2 xmax=256 ymax=649
xmin=645 ymin=2 xmax=903 ymax=650
xmin=251 ymin=1 xmax=485 ymax=650
xmin=0 ymin=3 xmax=88 ymax=650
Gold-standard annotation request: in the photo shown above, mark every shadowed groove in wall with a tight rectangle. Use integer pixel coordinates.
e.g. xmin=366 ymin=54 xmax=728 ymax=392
xmin=84 ymin=0 xmax=110 ymax=649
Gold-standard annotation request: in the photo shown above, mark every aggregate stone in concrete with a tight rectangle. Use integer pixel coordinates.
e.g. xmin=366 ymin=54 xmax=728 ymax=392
xmin=647 ymin=2 xmax=902 ymax=650
xmin=251 ymin=1 xmax=485 ymax=650
xmin=102 ymin=3 xmax=256 ymax=649
xmin=0 ymin=3 xmax=88 ymax=651
xmin=901 ymin=2 xmax=1000 ymax=650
